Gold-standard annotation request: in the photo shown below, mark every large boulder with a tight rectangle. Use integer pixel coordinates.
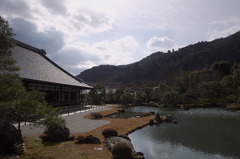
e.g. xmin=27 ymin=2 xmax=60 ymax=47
xmin=105 ymin=136 xmax=134 ymax=151
xmin=0 ymin=122 xmax=24 ymax=154
xmin=105 ymin=136 xmax=145 ymax=159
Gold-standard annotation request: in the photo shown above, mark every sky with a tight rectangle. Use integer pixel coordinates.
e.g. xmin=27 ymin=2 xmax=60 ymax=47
xmin=1 ymin=0 xmax=240 ymax=75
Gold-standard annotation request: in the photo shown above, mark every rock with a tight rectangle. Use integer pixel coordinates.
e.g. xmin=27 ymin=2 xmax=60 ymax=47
xmin=0 ymin=122 xmax=24 ymax=154
xmin=154 ymin=113 xmax=163 ymax=123
xmin=105 ymin=136 xmax=135 ymax=152
xmin=134 ymin=152 xmax=145 ymax=159
xmin=149 ymin=119 xmax=155 ymax=125
xmin=75 ymin=135 xmax=101 ymax=144
xmin=118 ymin=134 xmax=131 ymax=141
xmin=172 ymin=120 xmax=178 ymax=124
xmin=165 ymin=114 xmax=173 ymax=122
xmin=117 ymin=109 xmax=126 ymax=113
xmin=150 ymin=111 xmax=155 ymax=115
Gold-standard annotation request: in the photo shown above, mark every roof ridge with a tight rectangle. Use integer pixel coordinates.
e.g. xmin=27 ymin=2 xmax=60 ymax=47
xmin=16 ymin=40 xmax=46 ymax=55
xmin=14 ymin=40 xmax=93 ymax=89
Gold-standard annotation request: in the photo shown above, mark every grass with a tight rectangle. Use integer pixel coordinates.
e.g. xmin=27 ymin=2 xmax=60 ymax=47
xmin=19 ymin=107 xmax=154 ymax=159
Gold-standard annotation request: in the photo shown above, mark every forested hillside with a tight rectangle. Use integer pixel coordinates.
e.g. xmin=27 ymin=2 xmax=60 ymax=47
xmin=77 ymin=31 xmax=240 ymax=86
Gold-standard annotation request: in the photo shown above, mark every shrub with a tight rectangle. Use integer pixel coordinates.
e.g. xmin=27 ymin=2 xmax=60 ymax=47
xmin=42 ymin=125 xmax=70 ymax=142
xmin=90 ymin=112 xmax=103 ymax=119
xmin=102 ymin=128 xmax=118 ymax=138
xmin=111 ymin=142 xmax=133 ymax=159
xmin=142 ymin=112 xmax=151 ymax=116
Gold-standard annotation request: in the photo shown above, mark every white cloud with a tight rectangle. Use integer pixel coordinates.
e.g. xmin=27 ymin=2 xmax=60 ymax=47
xmin=39 ymin=0 xmax=68 ymax=16
xmin=1 ymin=0 xmax=240 ymax=75
xmin=208 ymin=25 xmax=240 ymax=41
xmin=146 ymin=36 xmax=175 ymax=52
xmin=51 ymin=36 xmax=138 ymax=75
xmin=208 ymin=17 xmax=240 ymax=41
xmin=113 ymin=36 xmax=139 ymax=51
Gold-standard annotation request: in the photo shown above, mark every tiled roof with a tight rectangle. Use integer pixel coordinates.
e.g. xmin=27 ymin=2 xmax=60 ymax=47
xmin=12 ymin=41 xmax=93 ymax=89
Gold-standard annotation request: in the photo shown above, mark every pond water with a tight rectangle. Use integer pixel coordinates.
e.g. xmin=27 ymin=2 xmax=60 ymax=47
xmin=125 ymin=106 xmax=240 ymax=159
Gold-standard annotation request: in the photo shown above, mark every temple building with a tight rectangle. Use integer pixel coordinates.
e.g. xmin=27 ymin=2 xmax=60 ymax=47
xmin=12 ymin=40 xmax=93 ymax=107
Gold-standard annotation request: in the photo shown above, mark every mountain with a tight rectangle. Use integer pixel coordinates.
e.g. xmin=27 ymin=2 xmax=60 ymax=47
xmin=77 ymin=31 xmax=240 ymax=86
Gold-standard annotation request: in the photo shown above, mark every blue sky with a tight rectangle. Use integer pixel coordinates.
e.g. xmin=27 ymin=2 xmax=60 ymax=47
xmin=1 ymin=0 xmax=240 ymax=75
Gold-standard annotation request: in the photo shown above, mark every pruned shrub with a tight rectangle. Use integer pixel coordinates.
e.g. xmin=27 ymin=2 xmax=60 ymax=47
xmin=90 ymin=112 xmax=103 ymax=119
xmin=142 ymin=112 xmax=151 ymax=117
xmin=102 ymin=128 xmax=118 ymax=138
xmin=111 ymin=142 xmax=133 ymax=159
xmin=42 ymin=125 xmax=70 ymax=142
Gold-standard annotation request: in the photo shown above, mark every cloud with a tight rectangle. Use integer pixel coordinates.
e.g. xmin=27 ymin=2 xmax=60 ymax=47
xmin=9 ymin=18 xmax=65 ymax=54
xmin=39 ymin=0 xmax=68 ymax=16
xmin=50 ymin=36 xmax=138 ymax=75
xmin=0 ymin=0 xmax=31 ymax=18
xmin=71 ymin=7 xmax=112 ymax=34
xmin=113 ymin=36 xmax=139 ymax=51
xmin=208 ymin=25 xmax=240 ymax=41
xmin=147 ymin=36 xmax=175 ymax=51
xmin=208 ymin=17 xmax=240 ymax=41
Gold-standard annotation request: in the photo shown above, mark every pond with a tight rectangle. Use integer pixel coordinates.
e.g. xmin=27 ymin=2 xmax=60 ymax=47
xmin=124 ymin=106 xmax=240 ymax=159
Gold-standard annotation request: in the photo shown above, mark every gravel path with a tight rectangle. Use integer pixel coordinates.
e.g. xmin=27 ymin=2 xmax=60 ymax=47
xmin=20 ymin=106 xmax=113 ymax=137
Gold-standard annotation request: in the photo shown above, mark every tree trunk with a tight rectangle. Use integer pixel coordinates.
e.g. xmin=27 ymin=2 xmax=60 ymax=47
xmin=18 ymin=121 xmax=20 ymax=131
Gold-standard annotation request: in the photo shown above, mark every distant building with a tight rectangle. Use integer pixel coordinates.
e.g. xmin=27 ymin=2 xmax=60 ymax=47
xmin=12 ymin=41 xmax=93 ymax=107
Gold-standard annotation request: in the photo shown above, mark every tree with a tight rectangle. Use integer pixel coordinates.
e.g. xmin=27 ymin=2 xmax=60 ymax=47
xmin=120 ymin=88 xmax=134 ymax=105
xmin=211 ymin=60 xmax=231 ymax=77
xmin=134 ymin=91 xmax=148 ymax=104
xmin=0 ymin=16 xmax=64 ymax=131
xmin=88 ymin=84 xmax=106 ymax=105
xmin=161 ymin=90 xmax=179 ymax=107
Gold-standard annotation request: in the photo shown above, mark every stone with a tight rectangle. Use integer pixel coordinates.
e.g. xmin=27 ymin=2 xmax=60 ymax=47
xmin=149 ymin=119 xmax=155 ymax=125
xmin=0 ymin=122 xmax=24 ymax=154
xmin=105 ymin=136 xmax=135 ymax=152
xmin=75 ymin=135 xmax=101 ymax=144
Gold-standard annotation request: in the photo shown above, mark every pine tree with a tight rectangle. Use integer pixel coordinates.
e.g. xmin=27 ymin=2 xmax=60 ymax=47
xmin=0 ymin=16 xmax=64 ymax=131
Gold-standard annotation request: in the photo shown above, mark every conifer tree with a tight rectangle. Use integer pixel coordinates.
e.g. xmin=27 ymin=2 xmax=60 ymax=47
xmin=0 ymin=16 xmax=64 ymax=131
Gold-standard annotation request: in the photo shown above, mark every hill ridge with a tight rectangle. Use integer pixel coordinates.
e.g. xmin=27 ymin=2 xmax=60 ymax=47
xmin=77 ymin=31 xmax=240 ymax=86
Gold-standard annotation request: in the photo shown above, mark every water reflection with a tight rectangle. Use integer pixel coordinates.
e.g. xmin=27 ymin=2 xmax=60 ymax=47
xmin=128 ymin=107 xmax=240 ymax=159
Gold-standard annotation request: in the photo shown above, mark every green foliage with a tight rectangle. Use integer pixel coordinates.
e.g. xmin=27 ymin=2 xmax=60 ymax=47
xmin=0 ymin=16 xmax=18 ymax=73
xmin=78 ymin=31 xmax=240 ymax=87
xmin=120 ymin=88 xmax=134 ymax=105
xmin=0 ymin=16 xmax=65 ymax=132
xmin=161 ymin=90 xmax=180 ymax=107
xmin=102 ymin=128 xmax=118 ymax=138
xmin=134 ymin=91 xmax=148 ymax=104
xmin=172 ymin=60 xmax=240 ymax=106
xmin=211 ymin=60 xmax=231 ymax=76
xmin=111 ymin=142 xmax=133 ymax=159
xmin=88 ymin=84 xmax=106 ymax=105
